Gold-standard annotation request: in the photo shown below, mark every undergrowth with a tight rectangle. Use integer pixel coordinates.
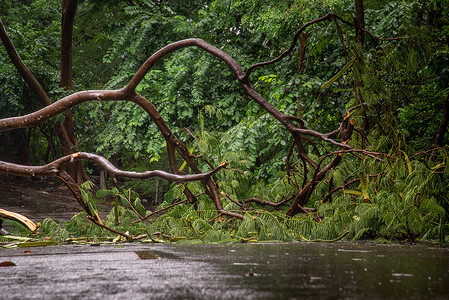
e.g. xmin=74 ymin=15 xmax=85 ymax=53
xmin=1 ymin=146 xmax=449 ymax=247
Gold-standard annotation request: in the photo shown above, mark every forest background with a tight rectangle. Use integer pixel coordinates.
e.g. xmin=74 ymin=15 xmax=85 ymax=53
xmin=1 ymin=0 xmax=449 ymax=244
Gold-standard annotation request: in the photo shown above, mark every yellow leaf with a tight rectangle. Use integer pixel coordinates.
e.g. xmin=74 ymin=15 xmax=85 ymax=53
xmin=321 ymin=57 xmax=356 ymax=89
xmin=179 ymin=146 xmax=194 ymax=172
xmin=342 ymin=189 xmax=362 ymax=196
xmin=360 ymin=173 xmax=370 ymax=203
xmin=400 ymin=150 xmax=412 ymax=175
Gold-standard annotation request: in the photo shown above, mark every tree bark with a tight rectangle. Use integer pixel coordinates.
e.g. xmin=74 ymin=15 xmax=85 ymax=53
xmin=355 ymin=0 xmax=365 ymax=45
xmin=298 ymin=33 xmax=308 ymax=74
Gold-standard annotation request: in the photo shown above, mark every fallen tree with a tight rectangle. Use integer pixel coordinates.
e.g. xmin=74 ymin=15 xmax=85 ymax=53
xmin=0 ymin=13 xmax=397 ymax=239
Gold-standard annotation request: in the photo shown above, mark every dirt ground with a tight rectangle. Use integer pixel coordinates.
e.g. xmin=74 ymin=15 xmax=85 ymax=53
xmin=0 ymin=174 xmax=113 ymax=223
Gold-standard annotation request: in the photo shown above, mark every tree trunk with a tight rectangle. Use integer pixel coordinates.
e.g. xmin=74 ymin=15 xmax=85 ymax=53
xmin=353 ymin=0 xmax=369 ymax=132
xmin=0 ymin=132 xmax=13 ymax=163
xmin=298 ymin=33 xmax=308 ymax=74
xmin=59 ymin=0 xmax=86 ymax=184
xmin=61 ymin=0 xmax=77 ymax=90
xmin=355 ymin=0 xmax=365 ymax=45
xmin=17 ymin=131 xmax=31 ymax=165
xmin=434 ymin=92 xmax=449 ymax=147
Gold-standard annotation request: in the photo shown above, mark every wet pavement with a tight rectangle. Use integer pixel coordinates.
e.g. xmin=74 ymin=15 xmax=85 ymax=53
xmin=1 ymin=242 xmax=448 ymax=299
xmin=1 ymin=177 xmax=449 ymax=299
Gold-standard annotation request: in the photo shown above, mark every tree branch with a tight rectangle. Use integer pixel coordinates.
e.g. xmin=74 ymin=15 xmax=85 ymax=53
xmin=0 ymin=152 xmax=228 ymax=182
xmin=0 ymin=17 xmax=51 ymax=106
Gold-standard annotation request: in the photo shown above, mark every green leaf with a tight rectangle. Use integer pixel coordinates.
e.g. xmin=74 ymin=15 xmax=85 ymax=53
xmin=133 ymin=198 xmax=146 ymax=216
xmin=96 ymin=189 xmax=114 ymax=198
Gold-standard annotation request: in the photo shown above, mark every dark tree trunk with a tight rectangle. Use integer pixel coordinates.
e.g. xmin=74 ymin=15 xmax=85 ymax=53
xmin=61 ymin=0 xmax=77 ymax=90
xmin=355 ymin=0 xmax=365 ymax=45
xmin=59 ymin=0 xmax=86 ymax=184
xmin=0 ymin=132 xmax=13 ymax=163
xmin=298 ymin=33 xmax=308 ymax=74
xmin=17 ymin=131 xmax=31 ymax=165
xmin=435 ymin=92 xmax=449 ymax=147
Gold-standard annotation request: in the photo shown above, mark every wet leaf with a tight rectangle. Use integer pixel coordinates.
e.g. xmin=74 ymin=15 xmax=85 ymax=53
xmin=133 ymin=198 xmax=146 ymax=216
xmin=2 ymin=235 xmax=33 ymax=242
xmin=17 ymin=240 xmax=57 ymax=247
xmin=0 ymin=261 xmax=16 ymax=267
xmin=135 ymin=251 xmax=158 ymax=259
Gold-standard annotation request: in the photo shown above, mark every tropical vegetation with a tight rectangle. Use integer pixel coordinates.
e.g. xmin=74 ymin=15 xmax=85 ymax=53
xmin=1 ymin=0 xmax=449 ymax=246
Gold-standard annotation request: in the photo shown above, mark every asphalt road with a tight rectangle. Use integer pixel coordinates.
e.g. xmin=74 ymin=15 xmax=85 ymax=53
xmin=1 ymin=242 xmax=448 ymax=299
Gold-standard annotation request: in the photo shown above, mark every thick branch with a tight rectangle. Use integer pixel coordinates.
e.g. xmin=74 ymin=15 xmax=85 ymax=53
xmin=0 ymin=209 xmax=39 ymax=232
xmin=0 ymin=152 xmax=227 ymax=182
xmin=0 ymin=89 xmax=127 ymax=132
xmin=125 ymin=38 xmax=245 ymax=93
xmin=0 ymin=17 xmax=51 ymax=106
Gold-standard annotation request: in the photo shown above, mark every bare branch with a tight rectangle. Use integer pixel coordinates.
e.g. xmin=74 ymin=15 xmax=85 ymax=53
xmin=0 ymin=17 xmax=51 ymax=106
xmin=87 ymin=216 xmax=132 ymax=241
xmin=221 ymin=191 xmax=245 ymax=209
xmin=136 ymin=199 xmax=188 ymax=223
xmin=244 ymin=13 xmax=334 ymax=81
xmin=0 ymin=152 xmax=228 ymax=182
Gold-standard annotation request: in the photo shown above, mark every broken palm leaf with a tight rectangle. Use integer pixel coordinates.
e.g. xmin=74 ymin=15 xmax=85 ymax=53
xmin=2 ymin=235 xmax=33 ymax=241
xmin=342 ymin=189 xmax=362 ymax=196
xmin=17 ymin=240 xmax=57 ymax=247
xmin=360 ymin=173 xmax=370 ymax=203
xmin=400 ymin=150 xmax=412 ymax=175
xmin=321 ymin=57 xmax=356 ymax=89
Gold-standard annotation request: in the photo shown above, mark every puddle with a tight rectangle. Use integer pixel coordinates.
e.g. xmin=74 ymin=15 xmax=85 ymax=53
xmin=392 ymin=273 xmax=414 ymax=277
xmin=337 ymin=248 xmax=371 ymax=253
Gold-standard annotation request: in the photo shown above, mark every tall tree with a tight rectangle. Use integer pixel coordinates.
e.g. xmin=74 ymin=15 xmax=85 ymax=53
xmin=60 ymin=0 xmax=77 ymax=89
xmin=57 ymin=0 xmax=85 ymax=184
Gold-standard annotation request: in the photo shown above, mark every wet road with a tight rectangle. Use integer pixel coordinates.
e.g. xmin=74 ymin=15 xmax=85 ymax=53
xmin=1 ymin=242 xmax=448 ymax=299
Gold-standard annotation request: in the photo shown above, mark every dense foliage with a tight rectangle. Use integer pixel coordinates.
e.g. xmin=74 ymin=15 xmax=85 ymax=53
xmin=1 ymin=0 xmax=449 ymax=244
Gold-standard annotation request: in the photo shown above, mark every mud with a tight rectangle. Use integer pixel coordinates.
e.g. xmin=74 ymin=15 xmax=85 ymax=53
xmin=0 ymin=175 xmax=111 ymax=223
